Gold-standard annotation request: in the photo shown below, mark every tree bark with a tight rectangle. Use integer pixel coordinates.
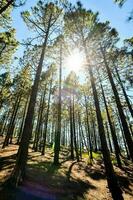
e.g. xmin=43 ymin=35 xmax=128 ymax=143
xmin=11 ymin=17 xmax=51 ymax=184
xmin=70 ymin=95 xmax=74 ymax=160
xmin=114 ymin=65 xmax=133 ymax=118
xmin=72 ymin=92 xmax=79 ymax=162
xmin=42 ymin=75 xmax=53 ymax=155
xmin=2 ymin=94 xmax=21 ymax=148
xmin=105 ymin=122 xmax=113 ymax=153
xmin=100 ymin=80 xmax=122 ymax=168
xmin=17 ymin=95 xmax=29 ymax=144
xmin=54 ymin=44 xmax=62 ymax=165
xmin=84 ymin=93 xmax=93 ymax=162
xmin=83 ymin=41 xmax=123 ymax=199
xmin=100 ymin=46 xmax=133 ymax=161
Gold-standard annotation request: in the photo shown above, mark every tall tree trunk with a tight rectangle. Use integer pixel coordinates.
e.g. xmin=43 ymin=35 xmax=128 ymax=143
xmin=78 ymin=113 xmax=90 ymax=156
xmin=65 ymin=121 xmax=68 ymax=147
xmin=54 ymin=45 xmax=62 ymax=165
xmin=92 ymin=119 xmax=98 ymax=152
xmin=100 ymin=79 xmax=122 ymax=168
xmin=69 ymin=93 xmax=74 ymax=159
xmin=51 ymin=120 xmax=55 ymax=145
xmin=11 ymin=19 xmax=51 ymax=185
xmin=114 ymin=65 xmax=133 ymax=118
xmin=83 ymin=41 xmax=123 ymax=199
xmin=61 ymin=121 xmax=66 ymax=146
xmin=78 ymin=121 xmax=83 ymax=159
xmin=125 ymin=109 xmax=133 ymax=137
xmin=100 ymin=46 xmax=133 ymax=161
xmin=2 ymin=94 xmax=21 ymax=148
xmin=33 ymin=84 xmax=47 ymax=150
xmin=42 ymin=75 xmax=53 ymax=155
xmin=33 ymin=95 xmax=44 ymax=151
xmin=84 ymin=94 xmax=93 ymax=162
xmin=0 ymin=110 xmax=8 ymax=136
xmin=117 ymin=113 xmax=130 ymax=159
xmin=0 ymin=109 xmax=10 ymax=137
xmin=105 ymin=122 xmax=113 ymax=153
xmin=17 ymin=95 xmax=29 ymax=144
xmin=72 ymin=92 xmax=79 ymax=162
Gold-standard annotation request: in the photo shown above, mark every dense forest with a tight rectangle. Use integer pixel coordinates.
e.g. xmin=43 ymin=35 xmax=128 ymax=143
xmin=0 ymin=0 xmax=133 ymax=200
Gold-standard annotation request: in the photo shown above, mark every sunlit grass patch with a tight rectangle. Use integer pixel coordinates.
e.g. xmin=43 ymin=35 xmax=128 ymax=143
xmin=82 ymin=152 xmax=102 ymax=160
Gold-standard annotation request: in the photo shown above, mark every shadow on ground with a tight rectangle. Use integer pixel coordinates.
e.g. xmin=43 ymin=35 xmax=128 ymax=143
xmin=0 ymin=154 xmax=17 ymax=171
xmin=0 ymin=149 xmax=97 ymax=200
xmin=84 ymin=164 xmax=106 ymax=180
xmin=0 ymin=148 xmax=133 ymax=200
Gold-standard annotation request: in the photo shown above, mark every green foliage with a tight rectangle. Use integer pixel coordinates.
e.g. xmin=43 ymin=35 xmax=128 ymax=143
xmin=0 ymin=0 xmax=12 ymax=28
xmin=124 ymin=37 xmax=133 ymax=48
xmin=64 ymin=3 xmax=98 ymax=49
xmin=114 ymin=0 xmax=126 ymax=7
xmin=0 ymin=29 xmax=18 ymax=66
xmin=12 ymin=64 xmax=32 ymax=95
xmin=0 ymin=71 xmax=12 ymax=107
xmin=21 ymin=0 xmax=63 ymax=41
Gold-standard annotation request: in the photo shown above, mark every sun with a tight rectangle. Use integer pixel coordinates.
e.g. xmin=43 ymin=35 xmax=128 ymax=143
xmin=64 ymin=49 xmax=84 ymax=73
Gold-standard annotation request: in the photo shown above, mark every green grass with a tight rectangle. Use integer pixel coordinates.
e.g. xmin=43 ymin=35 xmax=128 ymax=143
xmin=82 ymin=151 xmax=102 ymax=160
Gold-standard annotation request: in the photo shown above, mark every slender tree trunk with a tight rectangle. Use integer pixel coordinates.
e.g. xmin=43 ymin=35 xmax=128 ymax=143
xmin=105 ymin=122 xmax=113 ymax=153
xmin=65 ymin=121 xmax=68 ymax=147
xmin=0 ymin=110 xmax=10 ymax=137
xmin=70 ymin=95 xmax=74 ymax=160
xmin=84 ymin=94 xmax=93 ymax=162
xmin=42 ymin=75 xmax=53 ymax=155
xmin=90 ymin=65 xmax=123 ymax=199
xmin=33 ymin=84 xmax=47 ymax=150
xmin=2 ymin=94 xmax=21 ymax=148
xmin=117 ymin=113 xmax=130 ymax=159
xmin=17 ymin=95 xmax=29 ymax=144
xmin=54 ymin=45 xmax=62 ymax=165
xmin=72 ymin=92 xmax=79 ymax=162
xmin=100 ymin=80 xmax=122 ymax=168
xmin=83 ymin=41 xmax=123 ymax=199
xmin=33 ymin=95 xmax=44 ymax=151
xmin=11 ymin=19 xmax=51 ymax=184
xmin=0 ymin=110 xmax=8 ymax=136
xmin=125 ymin=109 xmax=133 ymax=137
xmin=78 ymin=114 xmax=84 ymax=158
xmin=78 ymin=113 xmax=90 ymax=156
xmin=51 ymin=120 xmax=55 ymax=145
xmin=114 ymin=65 xmax=133 ymax=118
xmin=100 ymin=46 xmax=133 ymax=161
xmin=61 ymin=121 xmax=66 ymax=146
xmin=92 ymin=119 xmax=98 ymax=152
xmin=78 ymin=122 xmax=83 ymax=159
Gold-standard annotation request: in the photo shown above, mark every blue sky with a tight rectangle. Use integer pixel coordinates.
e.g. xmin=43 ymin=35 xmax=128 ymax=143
xmin=82 ymin=0 xmax=133 ymax=40
xmin=11 ymin=0 xmax=133 ymax=57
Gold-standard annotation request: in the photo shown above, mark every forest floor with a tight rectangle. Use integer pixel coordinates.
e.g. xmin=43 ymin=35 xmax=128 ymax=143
xmin=0 ymin=137 xmax=133 ymax=200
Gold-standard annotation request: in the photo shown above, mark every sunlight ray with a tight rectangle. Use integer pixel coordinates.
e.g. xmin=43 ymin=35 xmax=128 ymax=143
xmin=64 ymin=49 xmax=84 ymax=73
